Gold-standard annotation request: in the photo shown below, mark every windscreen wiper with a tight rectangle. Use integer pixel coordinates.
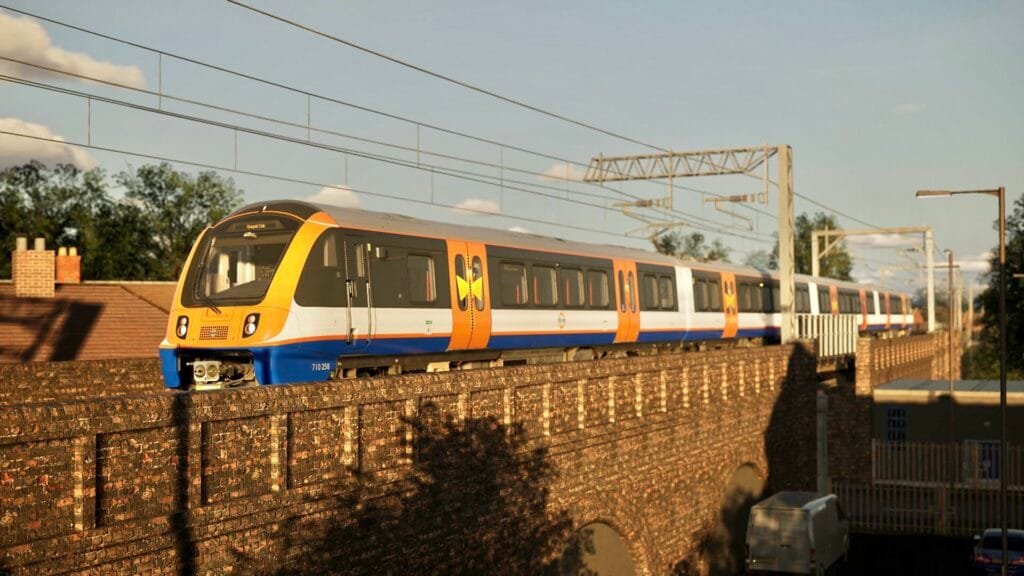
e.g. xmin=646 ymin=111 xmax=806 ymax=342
xmin=197 ymin=293 xmax=222 ymax=315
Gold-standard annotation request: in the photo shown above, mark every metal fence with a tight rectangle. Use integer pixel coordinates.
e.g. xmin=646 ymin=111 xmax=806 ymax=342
xmin=834 ymin=441 xmax=1024 ymax=536
xmin=835 ymin=481 xmax=1024 ymax=536
xmin=871 ymin=440 xmax=1024 ymax=489
xmin=797 ymin=313 xmax=858 ymax=358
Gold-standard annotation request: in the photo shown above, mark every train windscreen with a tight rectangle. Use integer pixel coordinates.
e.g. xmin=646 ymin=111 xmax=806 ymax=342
xmin=184 ymin=215 xmax=300 ymax=306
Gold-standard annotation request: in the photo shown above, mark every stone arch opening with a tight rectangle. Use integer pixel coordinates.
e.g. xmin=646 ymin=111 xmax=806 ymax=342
xmin=560 ymin=521 xmax=638 ymax=576
xmin=709 ymin=463 xmax=766 ymax=576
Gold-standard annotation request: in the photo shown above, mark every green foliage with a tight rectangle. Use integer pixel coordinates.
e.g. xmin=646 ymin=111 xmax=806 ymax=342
xmin=652 ymin=230 xmax=732 ymax=263
xmin=771 ymin=212 xmax=853 ymax=280
xmin=743 ymin=249 xmax=774 ymax=270
xmin=116 ymin=163 xmax=241 ymax=279
xmin=0 ymin=162 xmax=242 ymax=281
xmin=962 ymin=342 xmax=1024 ymax=380
xmin=971 ymin=192 xmax=1024 ymax=376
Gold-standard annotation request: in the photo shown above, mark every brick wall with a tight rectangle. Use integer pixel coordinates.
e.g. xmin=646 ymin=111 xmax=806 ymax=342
xmin=12 ymin=250 xmax=54 ymax=299
xmin=0 ymin=359 xmax=164 ymax=405
xmin=0 ymin=344 xmax=818 ymax=575
xmin=828 ymin=332 xmax=960 ymax=483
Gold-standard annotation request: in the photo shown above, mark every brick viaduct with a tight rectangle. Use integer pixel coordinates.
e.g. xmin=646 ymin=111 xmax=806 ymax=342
xmin=0 ymin=334 xmax=951 ymax=575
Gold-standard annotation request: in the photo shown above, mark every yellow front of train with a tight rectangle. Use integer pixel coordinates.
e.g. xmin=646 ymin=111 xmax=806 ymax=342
xmin=159 ymin=202 xmax=333 ymax=390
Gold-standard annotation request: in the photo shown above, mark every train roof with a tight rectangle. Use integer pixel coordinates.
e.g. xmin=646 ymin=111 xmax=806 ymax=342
xmin=228 ymin=200 xmax=909 ymax=296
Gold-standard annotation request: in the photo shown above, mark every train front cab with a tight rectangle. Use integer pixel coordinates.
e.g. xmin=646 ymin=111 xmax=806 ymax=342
xmin=160 ymin=205 xmax=332 ymax=389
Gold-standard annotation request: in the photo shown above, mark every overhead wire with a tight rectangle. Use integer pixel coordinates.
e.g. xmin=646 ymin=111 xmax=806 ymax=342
xmin=0 ymin=67 xmax=775 ymax=245
xmin=0 ymin=4 xmax=786 ymax=231
xmin=0 ymin=129 xmax=644 ymax=241
xmin=223 ymin=0 xmax=669 ymax=153
xmin=0 ymin=3 xmax=784 ymax=242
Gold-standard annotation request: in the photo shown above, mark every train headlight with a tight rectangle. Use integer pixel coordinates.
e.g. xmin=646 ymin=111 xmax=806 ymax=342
xmin=194 ymin=364 xmax=206 ymax=379
xmin=242 ymin=313 xmax=260 ymax=337
xmin=176 ymin=316 xmax=189 ymax=338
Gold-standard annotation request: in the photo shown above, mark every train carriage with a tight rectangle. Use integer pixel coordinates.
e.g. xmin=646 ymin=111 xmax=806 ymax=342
xmin=160 ymin=200 xmax=914 ymax=389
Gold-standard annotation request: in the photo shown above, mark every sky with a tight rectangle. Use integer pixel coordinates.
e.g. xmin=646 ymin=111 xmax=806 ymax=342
xmin=0 ymin=0 xmax=1021 ymax=293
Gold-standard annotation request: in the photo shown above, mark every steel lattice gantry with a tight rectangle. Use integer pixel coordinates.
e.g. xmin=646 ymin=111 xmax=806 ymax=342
xmin=583 ymin=145 xmax=797 ymax=344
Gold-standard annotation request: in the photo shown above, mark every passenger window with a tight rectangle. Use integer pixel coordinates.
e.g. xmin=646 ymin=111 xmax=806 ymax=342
xmin=295 ymin=230 xmax=346 ymax=307
xmin=693 ymin=278 xmax=707 ymax=312
xmin=472 ymin=256 xmax=484 ymax=311
xmin=500 ymin=262 xmax=527 ymax=305
xmin=562 ymin=268 xmax=585 ymax=307
xmin=455 ymin=255 xmax=467 ymax=310
xmin=867 ymin=293 xmax=876 ymax=314
xmin=708 ymin=280 xmax=722 ymax=312
xmin=354 ymin=243 xmax=367 ymax=278
xmin=587 ymin=270 xmax=610 ymax=308
xmin=407 ymin=254 xmax=436 ymax=304
xmin=659 ymin=276 xmax=674 ymax=309
xmin=627 ymin=271 xmax=636 ymax=313
xmin=532 ymin=265 xmax=558 ymax=306
xmin=819 ymin=289 xmax=831 ymax=313
xmin=643 ymin=274 xmax=658 ymax=310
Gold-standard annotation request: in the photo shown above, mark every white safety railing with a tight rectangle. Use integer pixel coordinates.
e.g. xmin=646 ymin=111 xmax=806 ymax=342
xmin=797 ymin=313 xmax=858 ymax=358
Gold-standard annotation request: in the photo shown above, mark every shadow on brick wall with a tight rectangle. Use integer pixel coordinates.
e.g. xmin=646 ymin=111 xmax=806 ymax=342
xmin=671 ymin=344 xmax=817 ymax=576
xmin=235 ymin=402 xmax=593 ymax=575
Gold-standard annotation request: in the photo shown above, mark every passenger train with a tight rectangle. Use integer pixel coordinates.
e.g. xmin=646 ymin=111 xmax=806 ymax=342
xmin=160 ymin=200 xmax=913 ymax=389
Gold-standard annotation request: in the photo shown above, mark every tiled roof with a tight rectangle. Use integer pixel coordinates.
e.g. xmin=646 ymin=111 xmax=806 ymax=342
xmin=0 ymin=282 xmax=176 ymax=363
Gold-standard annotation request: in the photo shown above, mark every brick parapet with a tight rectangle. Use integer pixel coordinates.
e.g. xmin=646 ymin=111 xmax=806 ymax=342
xmin=0 ymin=343 xmax=818 ymax=575
xmin=0 ymin=359 xmax=164 ymax=405
xmin=832 ymin=331 xmax=961 ymax=484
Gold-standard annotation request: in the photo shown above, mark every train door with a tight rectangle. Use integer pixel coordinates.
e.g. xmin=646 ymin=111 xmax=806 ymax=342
xmin=446 ymin=240 xmax=492 ymax=350
xmin=340 ymin=235 xmax=376 ymax=350
xmin=720 ymin=272 xmax=738 ymax=338
xmin=828 ymin=285 xmax=839 ymax=315
xmin=612 ymin=259 xmax=640 ymax=343
xmin=883 ymin=293 xmax=891 ymax=329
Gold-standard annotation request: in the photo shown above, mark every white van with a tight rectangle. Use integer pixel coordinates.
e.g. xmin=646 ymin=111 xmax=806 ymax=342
xmin=745 ymin=492 xmax=849 ymax=575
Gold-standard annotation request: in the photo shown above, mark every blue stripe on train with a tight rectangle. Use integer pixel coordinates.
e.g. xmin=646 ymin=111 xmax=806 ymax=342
xmin=160 ymin=325 xmax=797 ymax=388
xmin=487 ymin=332 xmax=617 ymax=350
xmin=161 ymin=335 xmax=452 ymax=388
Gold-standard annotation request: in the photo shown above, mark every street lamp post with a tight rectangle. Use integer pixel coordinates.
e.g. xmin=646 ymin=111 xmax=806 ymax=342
xmin=917 ymin=187 xmax=1007 ymax=576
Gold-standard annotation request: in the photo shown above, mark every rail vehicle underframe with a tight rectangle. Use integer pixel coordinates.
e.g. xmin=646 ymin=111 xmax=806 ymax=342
xmin=162 ymin=337 xmax=771 ymax=391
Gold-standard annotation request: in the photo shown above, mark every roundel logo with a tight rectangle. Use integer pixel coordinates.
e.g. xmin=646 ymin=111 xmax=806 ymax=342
xmin=558 ymin=312 xmax=566 ymax=329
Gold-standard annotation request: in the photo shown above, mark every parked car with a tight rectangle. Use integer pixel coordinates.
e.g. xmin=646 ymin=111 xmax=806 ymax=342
xmin=745 ymin=492 xmax=849 ymax=575
xmin=973 ymin=528 xmax=1024 ymax=575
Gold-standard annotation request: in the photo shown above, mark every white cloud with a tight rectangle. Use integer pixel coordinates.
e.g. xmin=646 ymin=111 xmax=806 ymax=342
xmin=893 ymin=102 xmax=923 ymax=116
xmin=306 ymin=184 xmax=361 ymax=208
xmin=846 ymin=234 xmax=918 ymax=248
xmin=958 ymin=251 xmax=992 ymax=274
xmin=540 ymin=162 xmax=587 ymax=182
xmin=0 ymin=117 xmax=95 ymax=169
xmin=508 ymin=226 xmax=530 ymax=233
xmin=0 ymin=13 xmax=145 ymax=89
xmin=451 ymin=197 xmax=500 ymax=215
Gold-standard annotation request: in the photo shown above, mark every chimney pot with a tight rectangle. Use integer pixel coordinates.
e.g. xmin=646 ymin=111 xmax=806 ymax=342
xmin=33 ymin=237 xmax=45 ymax=251
xmin=58 ymin=246 xmax=68 ymax=256
xmin=69 ymin=246 xmax=78 ymax=257
xmin=15 ymin=236 xmax=27 ymax=251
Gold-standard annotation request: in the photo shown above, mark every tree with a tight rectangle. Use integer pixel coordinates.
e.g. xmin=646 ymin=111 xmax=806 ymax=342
xmin=1 ymin=161 xmax=243 ymax=281
xmin=0 ymin=162 xmax=110 ymax=279
xmin=652 ymin=230 xmax=732 ymax=263
xmin=115 ymin=163 xmax=242 ymax=279
xmin=771 ymin=212 xmax=853 ymax=280
xmin=967 ymin=193 xmax=1024 ymax=378
xmin=743 ymin=250 xmax=774 ymax=270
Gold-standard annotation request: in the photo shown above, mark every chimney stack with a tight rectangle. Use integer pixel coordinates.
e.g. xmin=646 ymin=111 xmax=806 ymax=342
xmin=12 ymin=236 xmax=55 ymax=298
xmin=56 ymin=246 xmax=82 ymax=284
